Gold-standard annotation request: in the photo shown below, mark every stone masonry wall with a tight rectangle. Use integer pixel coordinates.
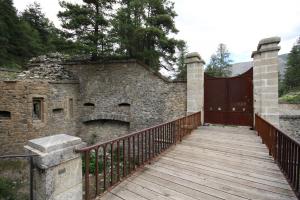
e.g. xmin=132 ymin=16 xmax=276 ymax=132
xmin=64 ymin=61 xmax=187 ymax=143
xmin=0 ymin=58 xmax=186 ymax=153
xmin=280 ymin=116 xmax=300 ymax=142
xmin=0 ymin=80 xmax=80 ymax=154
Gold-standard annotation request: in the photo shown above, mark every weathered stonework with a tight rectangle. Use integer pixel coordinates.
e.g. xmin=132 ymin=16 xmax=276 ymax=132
xmin=63 ymin=60 xmax=187 ymax=142
xmin=0 ymin=79 xmax=80 ymax=154
xmin=252 ymin=37 xmax=281 ymax=127
xmin=0 ymin=58 xmax=186 ymax=154
xmin=280 ymin=115 xmax=300 ymax=142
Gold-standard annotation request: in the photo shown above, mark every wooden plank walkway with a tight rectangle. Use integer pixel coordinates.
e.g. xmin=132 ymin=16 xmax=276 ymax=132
xmin=99 ymin=125 xmax=297 ymax=200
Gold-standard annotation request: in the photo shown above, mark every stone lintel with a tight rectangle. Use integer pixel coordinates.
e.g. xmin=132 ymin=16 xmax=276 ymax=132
xmin=185 ymin=52 xmax=205 ymax=65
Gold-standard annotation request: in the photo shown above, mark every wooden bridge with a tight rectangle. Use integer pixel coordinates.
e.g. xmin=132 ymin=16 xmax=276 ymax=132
xmin=77 ymin=113 xmax=299 ymax=200
xmin=99 ymin=125 xmax=296 ymax=200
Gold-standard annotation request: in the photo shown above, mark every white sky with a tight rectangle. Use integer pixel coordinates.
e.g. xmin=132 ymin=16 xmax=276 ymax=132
xmin=13 ymin=0 xmax=300 ymax=63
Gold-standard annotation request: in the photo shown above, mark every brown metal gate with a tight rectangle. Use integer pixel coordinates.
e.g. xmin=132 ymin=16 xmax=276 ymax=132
xmin=204 ymin=68 xmax=253 ymax=126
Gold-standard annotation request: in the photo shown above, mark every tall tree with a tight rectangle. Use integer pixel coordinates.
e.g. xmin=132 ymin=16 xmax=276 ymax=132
xmin=21 ymin=3 xmax=51 ymax=48
xmin=175 ymin=40 xmax=188 ymax=80
xmin=112 ymin=0 xmax=181 ymax=71
xmin=22 ymin=2 xmax=77 ymax=55
xmin=58 ymin=0 xmax=115 ymax=59
xmin=205 ymin=43 xmax=232 ymax=77
xmin=284 ymin=37 xmax=300 ymax=91
xmin=0 ymin=0 xmax=42 ymax=68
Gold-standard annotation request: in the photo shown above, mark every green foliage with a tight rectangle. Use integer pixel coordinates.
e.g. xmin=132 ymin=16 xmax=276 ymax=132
xmin=283 ymin=38 xmax=300 ymax=92
xmin=205 ymin=43 xmax=232 ymax=77
xmin=0 ymin=1 xmax=75 ymax=68
xmin=279 ymin=87 xmax=300 ymax=104
xmin=0 ymin=160 xmax=29 ymax=200
xmin=0 ymin=177 xmax=18 ymax=200
xmin=0 ymin=177 xmax=28 ymax=200
xmin=111 ymin=0 xmax=182 ymax=71
xmin=175 ymin=40 xmax=188 ymax=80
xmin=58 ymin=0 xmax=115 ymax=59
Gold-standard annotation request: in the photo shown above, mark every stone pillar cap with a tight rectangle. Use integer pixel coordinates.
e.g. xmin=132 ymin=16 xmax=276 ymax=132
xmin=27 ymin=134 xmax=82 ymax=153
xmin=251 ymin=36 xmax=281 ymax=58
xmin=185 ymin=52 xmax=205 ymax=64
xmin=257 ymin=36 xmax=281 ymax=50
xmin=25 ymin=134 xmax=85 ymax=169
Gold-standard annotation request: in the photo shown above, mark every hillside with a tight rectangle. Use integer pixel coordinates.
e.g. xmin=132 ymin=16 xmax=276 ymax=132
xmin=230 ymin=54 xmax=288 ymax=77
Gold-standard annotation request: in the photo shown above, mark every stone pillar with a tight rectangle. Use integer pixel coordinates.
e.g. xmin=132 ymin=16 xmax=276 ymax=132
xmin=185 ymin=52 xmax=205 ymax=124
xmin=252 ymin=37 xmax=281 ymax=126
xmin=25 ymin=134 xmax=85 ymax=200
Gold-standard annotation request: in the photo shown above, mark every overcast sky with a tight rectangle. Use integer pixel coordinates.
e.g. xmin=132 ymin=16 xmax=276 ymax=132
xmin=13 ymin=0 xmax=300 ymax=63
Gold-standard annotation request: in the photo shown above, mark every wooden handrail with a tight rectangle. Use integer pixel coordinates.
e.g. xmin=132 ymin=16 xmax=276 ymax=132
xmin=255 ymin=114 xmax=300 ymax=198
xmin=77 ymin=112 xmax=201 ymax=200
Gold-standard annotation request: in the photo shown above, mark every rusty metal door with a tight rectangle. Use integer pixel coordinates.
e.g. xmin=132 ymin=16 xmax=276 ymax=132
xmin=204 ymin=68 xmax=253 ymax=126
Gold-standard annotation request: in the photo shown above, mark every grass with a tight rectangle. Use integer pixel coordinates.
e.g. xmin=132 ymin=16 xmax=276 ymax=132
xmin=0 ymin=160 xmax=30 ymax=200
xmin=279 ymin=87 xmax=300 ymax=104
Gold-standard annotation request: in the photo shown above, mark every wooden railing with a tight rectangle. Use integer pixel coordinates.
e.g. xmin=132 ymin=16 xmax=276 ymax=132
xmin=255 ymin=114 xmax=300 ymax=198
xmin=76 ymin=112 xmax=201 ymax=200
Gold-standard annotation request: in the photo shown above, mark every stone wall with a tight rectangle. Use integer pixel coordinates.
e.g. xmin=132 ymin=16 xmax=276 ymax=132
xmin=279 ymin=103 xmax=300 ymax=142
xmin=0 ymin=80 xmax=80 ymax=154
xmin=0 ymin=58 xmax=187 ymax=153
xmin=64 ymin=60 xmax=187 ymax=142
xmin=280 ymin=116 xmax=300 ymax=142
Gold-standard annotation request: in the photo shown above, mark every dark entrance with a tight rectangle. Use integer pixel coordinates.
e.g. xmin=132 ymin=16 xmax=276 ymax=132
xmin=204 ymin=68 xmax=253 ymax=126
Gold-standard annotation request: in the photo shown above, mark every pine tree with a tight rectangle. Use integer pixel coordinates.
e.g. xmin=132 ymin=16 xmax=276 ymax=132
xmin=21 ymin=2 xmax=76 ymax=55
xmin=112 ymin=0 xmax=181 ymax=71
xmin=0 ymin=0 xmax=42 ymax=68
xmin=58 ymin=0 xmax=115 ymax=60
xmin=205 ymin=43 xmax=232 ymax=77
xmin=284 ymin=37 xmax=300 ymax=91
xmin=21 ymin=3 xmax=52 ymax=48
xmin=175 ymin=40 xmax=188 ymax=80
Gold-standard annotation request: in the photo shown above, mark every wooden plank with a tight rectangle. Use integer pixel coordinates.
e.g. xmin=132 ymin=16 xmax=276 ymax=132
xmin=151 ymin=160 xmax=292 ymax=191
xmin=145 ymin=164 xmax=296 ymax=199
xmin=131 ymin=170 xmax=247 ymax=200
xmin=184 ymin=136 xmax=269 ymax=149
xmin=109 ymin=184 xmax=149 ymax=200
xmin=117 ymin=179 xmax=173 ymax=200
xmin=99 ymin=126 xmax=297 ymax=200
xmin=172 ymin=146 xmax=279 ymax=168
xmin=160 ymin=156 xmax=288 ymax=184
xmin=181 ymin=140 xmax=270 ymax=156
xmin=126 ymin=174 xmax=199 ymax=200
xmin=166 ymin=151 xmax=283 ymax=176
xmin=97 ymin=192 xmax=124 ymax=200
xmin=143 ymin=166 xmax=296 ymax=200
xmin=177 ymin=144 xmax=275 ymax=162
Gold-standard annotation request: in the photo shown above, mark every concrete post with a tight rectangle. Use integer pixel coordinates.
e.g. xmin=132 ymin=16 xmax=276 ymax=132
xmin=252 ymin=37 xmax=281 ymax=126
xmin=25 ymin=134 xmax=85 ymax=200
xmin=185 ymin=52 xmax=205 ymax=124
